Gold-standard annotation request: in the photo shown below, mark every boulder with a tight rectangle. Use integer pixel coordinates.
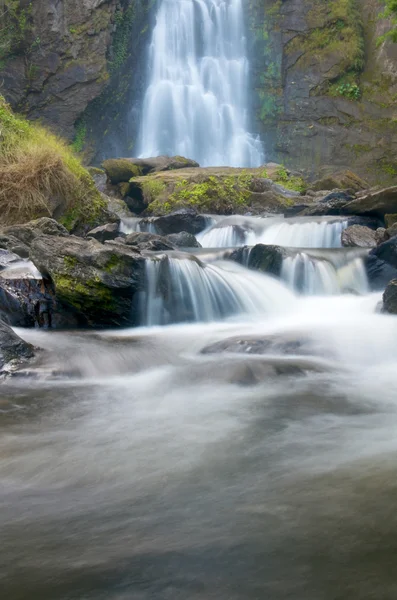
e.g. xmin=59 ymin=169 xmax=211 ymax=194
xmin=0 ymin=319 xmax=34 ymax=377
xmin=0 ymin=233 xmax=30 ymax=258
xmin=166 ymin=232 xmax=202 ymax=248
xmin=375 ymin=228 xmax=389 ymax=245
xmin=341 ymin=225 xmax=377 ymax=248
xmin=247 ymin=244 xmax=287 ymax=277
xmin=123 ymin=232 xmax=175 ymax=252
xmin=342 ymin=186 xmax=397 ymax=218
xmin=87 ymin=222 xmax=120 ymax=243
xmin=29 ymin=235 xmax=145 ymax=327
xmin=347 ymin=216 xmax=384 ymax=230
xmin=366 ymin=237 xmax=397 ymax=289
xmin=102 ymin=155 xmax=199 ymax=184
xmin=2 ymin=218 xmax=69 ymax=246
xmin=155 ymin=209 xmax=208 ymax=236
xmin=383 ymin=279 xmax=397 ymax=314
xmin=309 ymin=170 xmax=368 ymax=193
xmin=302 ymin=191 xmax=353 ymax=217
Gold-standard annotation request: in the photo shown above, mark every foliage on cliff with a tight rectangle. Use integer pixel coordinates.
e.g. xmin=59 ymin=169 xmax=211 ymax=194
xmin=379 ymin=0 xmax=397 ymax=42
xmin=0 ymin=96 xmax=106 ymax=228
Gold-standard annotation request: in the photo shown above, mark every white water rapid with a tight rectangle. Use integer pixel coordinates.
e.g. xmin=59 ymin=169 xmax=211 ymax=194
xmin=137 ymin=0 xmax=264 ymax=166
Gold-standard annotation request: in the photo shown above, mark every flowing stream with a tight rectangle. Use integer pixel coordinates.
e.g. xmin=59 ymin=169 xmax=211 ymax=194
xmin=137 ymin=0 xmax=264 ymax=166
xmin=2 ymin=215 xmax=397 ymax=599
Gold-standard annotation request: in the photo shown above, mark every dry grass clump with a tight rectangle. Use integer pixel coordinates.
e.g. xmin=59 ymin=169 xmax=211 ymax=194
xmin=0 ymin=96 xmax=103 ymax=227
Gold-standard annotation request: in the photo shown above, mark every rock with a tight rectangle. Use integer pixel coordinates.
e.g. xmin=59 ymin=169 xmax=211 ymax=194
xmin=341 ymin=225 xmax=377 ymax=248
xmin=2 ymin=218 xmax=69 ymax=246
xmin=247 ymin=244 xmax=287 ymax=277
xmin=383 ymin=279 xmax=397 ymax=314
xmin=385 ymin=214 xmax=397 ymax=228
xmin=366 ymin=237 xmax=397 ymax=289
xmin=0 ymin=234 xmax=30 ymax=259
xmin=0 ymin=319 xmax=34 ymax=377
xmin=387 ymin=223 xmax=397 ymax=239
xmin=310 ymin=171 xmax=368 ymax=193
xmin=342 ymin=186 xmax=397 ymax=218
xmin=102 ymin=156 xmax=200 ymax=184
xmin=302 ymin=191 xmax=353 ymax=217
xmin=347 ymin=216 xmax=384 ymax=230
xmin=375 ymin=228 xmax=389 ymax=245
xmin=202 ymin=334 xmax=314 ymax=356
xmin=87 ymin=223 xmax=121 ymax=243
xmin=166 ymin=232 xmax=202 ymax=248
xmin=0 ymin=249 xmax=21 ymax=270
xmin=29 ymin=235 xmax=145 ymax=328
xmin=123 ymin=232 xmax=175 ymax=252
xmin=155 ymin=209 xmax=208 ymax=236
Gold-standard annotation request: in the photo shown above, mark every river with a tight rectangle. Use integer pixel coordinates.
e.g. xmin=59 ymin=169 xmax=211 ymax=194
xmin=1 ymin=215 xmax=397 ymax=599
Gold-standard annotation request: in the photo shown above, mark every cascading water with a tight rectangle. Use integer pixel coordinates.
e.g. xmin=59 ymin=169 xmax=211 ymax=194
xmin=141 ymin=255 xmax=294 ymax=326
xmin=198 ymin=217 xmax=348 ymax=248
xmin=281 ymin=252 xmax=369 ymax=296
xmin=137 ymin=0 xmax=264 ymax=167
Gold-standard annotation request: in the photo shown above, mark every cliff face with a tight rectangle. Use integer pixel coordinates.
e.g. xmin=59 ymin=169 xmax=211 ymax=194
xmin=0 ymin=0 xmax=151 ymax=156
xmin=249 ymin=0 xmax=397 ymax=183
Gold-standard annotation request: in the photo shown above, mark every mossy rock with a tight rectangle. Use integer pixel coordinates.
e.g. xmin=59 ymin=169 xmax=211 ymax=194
xmin=310 ymin=170 xmax=368 ymax=193
xmin=102 ymin=159 xmax=143 ymax=185
xmin=29 ymin=235 xmax=145 ymax=327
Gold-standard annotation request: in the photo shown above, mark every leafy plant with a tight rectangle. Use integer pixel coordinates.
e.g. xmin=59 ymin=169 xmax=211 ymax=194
xmin=377 ymin=0 xmax=397 ymax=44
xmin=336 ymin=82 xmax=361 ymax=100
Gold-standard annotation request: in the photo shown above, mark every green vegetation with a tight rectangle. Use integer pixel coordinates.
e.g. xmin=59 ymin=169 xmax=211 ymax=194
xmin=0 ymin=95 xmax=106 ymax=228
xmin=141 ymin=178 xmax=167 ymax=204
xmin=378 ymin=0 xmax=397 ymax=43
xmin=53 ymin=273 xmax=115 ymax=312
xmin=0 ymin=0 xmax=32 ymax=64
xmin=271 ymin=166 xmax=307 ymax=193
xmin=334 ymin=81 xmax=361 ymax=100
xmin=72 ymin=119 xmax=87 ymax=153
xmin=109 ymin=4 xmax=136 ymax=73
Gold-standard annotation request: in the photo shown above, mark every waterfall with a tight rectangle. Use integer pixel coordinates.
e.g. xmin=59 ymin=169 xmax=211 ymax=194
xmin=141 ymin=255 xmax=294 ymax=326
xmin=137 ymin=0 xmax=264 ymax=167
xmin=198 ymin=218 xmax=348 ymax=248
xmin=281 ymin=253 xmax=369 ymax=296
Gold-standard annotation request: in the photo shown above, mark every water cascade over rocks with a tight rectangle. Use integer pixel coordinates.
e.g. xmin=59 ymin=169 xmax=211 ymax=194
xmin=137 ymin=0 xmax=264 ymax=166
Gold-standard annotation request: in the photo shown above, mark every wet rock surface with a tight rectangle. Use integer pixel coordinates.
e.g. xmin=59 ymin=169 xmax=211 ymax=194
xmin=383 ymin=279 xmax=397 ymax=314
xmin=166 ymin=232 xmax=202 ymax=248
xmin=341 ymin=225 xmax=377 ymax=248
xmin=0 ymin=320 xmax=35 ymax=378
xmin=155 ymin=209 xmax=208 ymax=236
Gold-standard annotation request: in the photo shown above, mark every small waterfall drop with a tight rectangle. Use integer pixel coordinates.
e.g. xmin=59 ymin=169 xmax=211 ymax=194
xmin=281 ymin=253 xmax=369 ymax=296
xmin=198 ymin=218 xmax=348 ymax=248
xmin=141 ymin=255 xmax=294 ymax=326
xmin=137 ymin=0 xmax=264 ymax=167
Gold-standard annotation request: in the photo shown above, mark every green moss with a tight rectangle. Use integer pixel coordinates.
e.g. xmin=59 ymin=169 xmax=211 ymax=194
xmin=377 ymin=0 xmax=397 ymax=44
xmin=0 ymin=0 xmax=33 ymax=64
xmin=148 ymin=173 xmax=254 ymax=215
xmin=72 ymin=119 xmax=87 ymax=153
xmin=271 ymin=166 xmax=307 ymax=193
xmin=109 ymin=4 xmax=136 ymax=73
xmin=53 ymin=273 xmax=115 ymax=312
xmin=141 ymin=178 xmax=167 ymax=203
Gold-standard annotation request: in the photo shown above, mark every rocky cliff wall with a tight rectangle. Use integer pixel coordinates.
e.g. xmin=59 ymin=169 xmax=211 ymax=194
xmin=0 ymin=0 xmax=152 ymax=158
xmin=248 ymin=0 xmax=397 ymax=183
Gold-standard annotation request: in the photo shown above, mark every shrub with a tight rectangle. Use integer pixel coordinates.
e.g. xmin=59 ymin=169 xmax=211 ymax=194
xmin=0 ymin=96 xmax=105 ymax=227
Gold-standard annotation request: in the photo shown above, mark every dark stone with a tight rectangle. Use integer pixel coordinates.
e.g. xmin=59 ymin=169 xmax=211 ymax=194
xmin=87 ymin=222 xmax=120 ymax=243
xmin=342 ymin=186 xmax=397 ymax=218
xmin=2 ymin=218 xmax=69 ymax=247
xmin=365 ymin=254 xmax=397 ymax=290
xmin=166 ymin=232 xmax=202 ymax=248
xmin=347 ymin=216 xmax=384 ymax=230
xmin=155 ymin=209 xmax=208 ymax=236
xmin=383 ymin=279 xmax=397 ymax=314
xmin=248 ymin=244 xmax=287 ymax=277
xmin=124 ymin=232 xmax=175 ymax=251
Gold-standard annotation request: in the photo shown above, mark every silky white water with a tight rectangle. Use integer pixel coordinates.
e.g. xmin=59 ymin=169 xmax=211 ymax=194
xmin=198 ymin=216 xmax=348 ymax=248
xmin=137 ymin=0 xmax=264 ymax=166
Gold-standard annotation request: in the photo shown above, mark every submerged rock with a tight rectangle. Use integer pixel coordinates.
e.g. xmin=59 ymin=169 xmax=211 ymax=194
xmin=341 ymin=225 xmax=377 ymax=248
xmin=248 ymin=244 xmax=287 ymax=277
xmin=383 ymin=279 xmax=397 ymax=314
xmin=202 ymin=335 xmax=315 ymax=356
xmin=29 ymin=235 xmax=145 ymax=327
